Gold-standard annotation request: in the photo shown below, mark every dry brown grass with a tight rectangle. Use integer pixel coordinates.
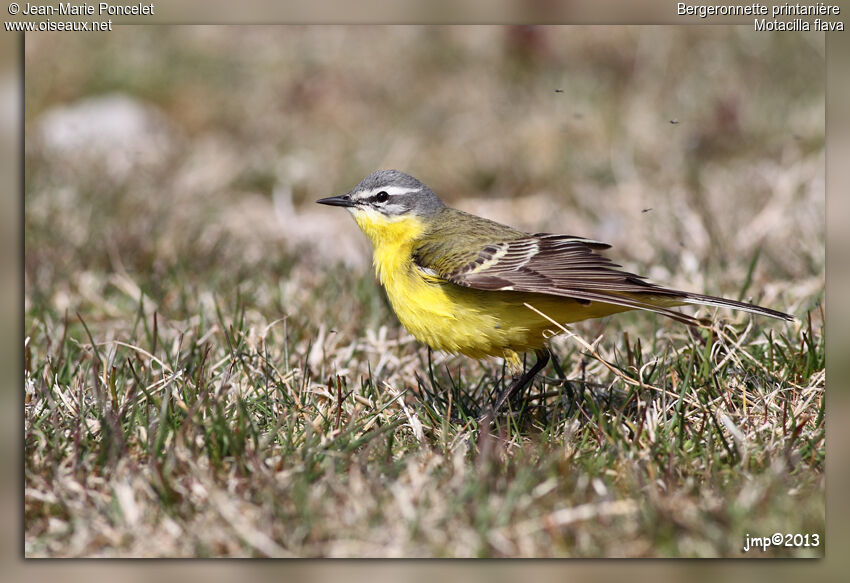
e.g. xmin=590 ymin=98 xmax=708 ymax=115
xmin=25 ymin=26 xmax=823 ymax=557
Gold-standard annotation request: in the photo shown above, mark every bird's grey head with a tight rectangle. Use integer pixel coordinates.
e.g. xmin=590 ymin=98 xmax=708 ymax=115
xmin=317 ymin=170 xmax=445 ymax=218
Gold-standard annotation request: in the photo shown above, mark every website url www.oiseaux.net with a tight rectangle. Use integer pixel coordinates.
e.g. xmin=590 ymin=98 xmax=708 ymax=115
xmin=5 ymin=19 xmax=112 ymax=31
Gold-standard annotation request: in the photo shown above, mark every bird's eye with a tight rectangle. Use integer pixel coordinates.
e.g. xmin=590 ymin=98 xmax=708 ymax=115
xmin=374 ymin=191 xmax=389 ymax=203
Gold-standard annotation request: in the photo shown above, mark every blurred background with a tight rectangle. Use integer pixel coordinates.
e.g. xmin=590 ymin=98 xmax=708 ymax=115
xmin=25 ymin=26 xmax=824 ymax=332
xmin=21 ymin=25 xmax=827 ymax=562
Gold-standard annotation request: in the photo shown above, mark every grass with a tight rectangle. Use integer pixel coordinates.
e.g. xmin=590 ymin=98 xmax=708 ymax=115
xmin=23 ymin=279 xmax=824 ymax=557
xmin=24 ymin=26 xmax=824 ymax=557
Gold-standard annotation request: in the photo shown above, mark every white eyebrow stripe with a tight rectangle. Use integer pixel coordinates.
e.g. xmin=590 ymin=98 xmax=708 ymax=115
xmin=361 ymin=186 xmax=420 ymax=198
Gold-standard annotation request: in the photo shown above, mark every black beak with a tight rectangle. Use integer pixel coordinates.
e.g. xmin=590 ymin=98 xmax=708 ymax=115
xmin=316 ymin=194 xmax=355 ymax=208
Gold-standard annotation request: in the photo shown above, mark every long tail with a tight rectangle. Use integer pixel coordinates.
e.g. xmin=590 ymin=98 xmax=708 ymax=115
xmin=532 ymin=286 xmax=795 ymax=326
xmin=679 ymin=292 xmax=795 ymax=322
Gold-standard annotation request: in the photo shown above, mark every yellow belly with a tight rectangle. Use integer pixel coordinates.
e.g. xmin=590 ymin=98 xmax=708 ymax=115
xmin=352 ymin=210 xmax=630 ymax=367
xmin=382 ymin=265 xmax=628 ymax=362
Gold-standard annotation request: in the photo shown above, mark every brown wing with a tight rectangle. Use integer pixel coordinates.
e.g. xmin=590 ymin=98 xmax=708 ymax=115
xmin=420 ymin=233 xmax=703 ymax=324
xmin=412 ymin=209 xmax=794 ymax=324
xmin=445 ymin=234 xmax=664 ymax=292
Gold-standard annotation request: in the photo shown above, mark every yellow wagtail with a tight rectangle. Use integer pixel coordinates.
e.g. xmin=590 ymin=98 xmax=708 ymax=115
xmin=317 ymin=170 xmax=793 ymax=413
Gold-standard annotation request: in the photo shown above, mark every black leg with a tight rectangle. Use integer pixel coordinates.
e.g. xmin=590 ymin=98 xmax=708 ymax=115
xmin=488 ymin=349 xmax=551 ymax=416
xmin=549 ymin=351 xmax=580 ymax=417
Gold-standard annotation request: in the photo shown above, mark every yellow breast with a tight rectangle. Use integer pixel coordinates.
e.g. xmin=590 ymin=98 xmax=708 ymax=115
xmin=350 ymin=209 xmax=627 ymax=366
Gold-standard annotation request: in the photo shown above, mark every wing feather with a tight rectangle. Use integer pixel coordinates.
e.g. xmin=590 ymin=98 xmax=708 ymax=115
xmin=413 ymin=222 xmax=793 ymax=323
xmin=441 ymin=233 xmax=681 ymax=296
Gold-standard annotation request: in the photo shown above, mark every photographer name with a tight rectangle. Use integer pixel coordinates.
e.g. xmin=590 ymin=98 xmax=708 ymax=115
xmin=21 ymin=2 xmax=154 ymax=16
